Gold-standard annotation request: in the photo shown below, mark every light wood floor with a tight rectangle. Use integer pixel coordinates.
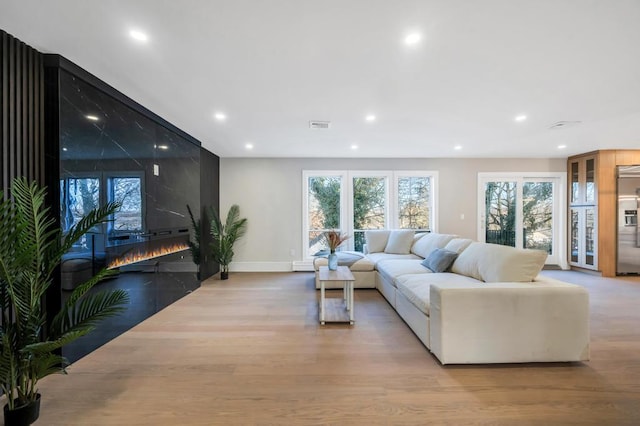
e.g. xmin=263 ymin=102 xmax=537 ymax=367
xmin=32 ymin=271 xmax=640 ymax=425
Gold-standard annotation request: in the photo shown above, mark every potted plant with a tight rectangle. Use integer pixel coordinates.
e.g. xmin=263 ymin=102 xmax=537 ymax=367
xmin=0 ymin=178 xmax=129 ymax=425
xmin=186 ymin=204 xmax=203 ymax=280
xmin=323 ymin=230 xmax=349 ymax=270
xmin=209 ymin=205 xmax=247 ymax=280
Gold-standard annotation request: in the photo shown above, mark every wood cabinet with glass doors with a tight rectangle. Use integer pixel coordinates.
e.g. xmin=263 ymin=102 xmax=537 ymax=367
xmin=568 ymin=154 xmax=597 ymax=270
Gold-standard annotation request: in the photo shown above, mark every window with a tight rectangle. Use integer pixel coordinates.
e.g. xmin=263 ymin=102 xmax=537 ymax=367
xmin=305 ymin=173 xmax=345 ymax=256
xmin=60 ymin=176 xmax=100 ymax=231
xmin=352 ymin=174 xmax=388 ymax=251
xmin=303 ymin=170 xmax=437 ymax=257
xmin=396 ymin=174 xmax=432 ymax=231
xmin=108 ymin=176 xmax=143 ymax=232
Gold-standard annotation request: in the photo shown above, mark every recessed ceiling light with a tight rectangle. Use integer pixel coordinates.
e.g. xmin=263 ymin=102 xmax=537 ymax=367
xmin=515 ymin=114 xmax=527 ymax=122
xmin=404 ymin=33 xmax=422 ymax=45
xmin=351 ymin=144 xmax=359 ymax=150
xmin=245 ymin=143 xmax=254 ymax=150
xmin=129 ymin=29 xmax=148 ymax=42
xmin=214 ymin=112 xmax=227 ymax=121
xmin=62 ymin=147 xmax=68 ymax=152
xmin=157 ymin=145 xmax=169 ymax=150
xmin=558 ymin=144 xmax=567 ymax=149
xmin=86 ymin=115 xmax=99 ymax=121
xmin=454 ymin=145 xmax=462 ymax=150
xmin=365 ymin=115 xmax=376 ymax=122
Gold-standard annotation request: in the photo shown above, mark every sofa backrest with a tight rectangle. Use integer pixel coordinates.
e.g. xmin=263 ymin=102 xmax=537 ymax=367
xmin=450 ymin=242 xmax=547 ymax=282
xmin=364 ymin=229 xmax=417 ymax=254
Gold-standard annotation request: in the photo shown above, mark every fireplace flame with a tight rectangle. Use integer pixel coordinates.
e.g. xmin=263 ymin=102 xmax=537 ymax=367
xmin=108 ymin=243 xmax=190 ymax=269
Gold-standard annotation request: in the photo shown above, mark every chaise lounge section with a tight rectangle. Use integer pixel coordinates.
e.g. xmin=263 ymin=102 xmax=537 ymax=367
xmin=314 ymin=230 xmax=590 ymax=365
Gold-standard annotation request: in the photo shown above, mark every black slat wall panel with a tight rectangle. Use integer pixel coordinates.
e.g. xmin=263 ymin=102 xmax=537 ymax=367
xmin=0 ymin=29 xmax=45 ymax=198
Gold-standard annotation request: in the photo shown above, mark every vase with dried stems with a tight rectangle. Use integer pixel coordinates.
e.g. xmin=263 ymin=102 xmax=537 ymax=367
xmin=323 ymin=230 xmax=349 ymax=270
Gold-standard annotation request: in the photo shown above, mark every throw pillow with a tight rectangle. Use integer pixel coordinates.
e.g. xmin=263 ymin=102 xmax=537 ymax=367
xmin=421 ymin=248 xmax=459 ymax=273
xmin=451 ymin=242 xmax=547 ymax=282
xmin=478 ymin=244 xmax=547 ymax=282
xmin=364 ymin=230 xmax=390 ymax=253
xmin=410 ymin=233 xmax=457 ymax=258
xmin=444 ymin=238 xmax=473 ymax=254
xmin=384 ymin=230 xmax=415 ymax=254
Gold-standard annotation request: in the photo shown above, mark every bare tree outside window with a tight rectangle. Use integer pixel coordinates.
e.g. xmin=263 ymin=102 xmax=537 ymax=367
xmin=398 ymin=176 xmax=430 ymax=230
xmin=60 ymin=177 xmax=100 ymax=231
xmin=485 ymin=181 xmax=553 ymax=253
xmin=111 ymin=177 xmax=142 ymax=231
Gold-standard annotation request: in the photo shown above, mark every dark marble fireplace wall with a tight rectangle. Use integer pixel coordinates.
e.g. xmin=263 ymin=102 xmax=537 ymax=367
xmin=43 ymin=54 xmax=218 ymax=360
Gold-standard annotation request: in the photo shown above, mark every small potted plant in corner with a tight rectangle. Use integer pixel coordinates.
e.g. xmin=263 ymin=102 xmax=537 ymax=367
xmin=209 ymin=204 xmax=247 ymax=280
xmin=324 ymin=230 xmax=349 ymax=270
xmin=0 ymin=178 xmax=129 ymax=426
xmin=186 ymin=204 xmax=203 ymax=280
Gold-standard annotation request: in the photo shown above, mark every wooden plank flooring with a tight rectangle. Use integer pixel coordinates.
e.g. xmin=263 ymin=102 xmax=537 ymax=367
xmin=32 ymin=271 xmax=640 ymax=425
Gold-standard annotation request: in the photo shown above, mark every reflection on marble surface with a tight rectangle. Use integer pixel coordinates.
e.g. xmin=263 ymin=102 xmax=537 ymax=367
xmin=56 ymin=68 xmax=201 ymax=361
xmin=62 ymin=271 xmax=200 ymax=364
xmin=59 ymin=69 xmax=200 ymax=265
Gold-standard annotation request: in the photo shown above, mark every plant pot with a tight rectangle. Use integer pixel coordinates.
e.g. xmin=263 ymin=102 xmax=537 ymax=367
xmin=220 ymin=271 xmax=229 ymax=280
xmin=3 ymin=394 xmax=41 ymax=426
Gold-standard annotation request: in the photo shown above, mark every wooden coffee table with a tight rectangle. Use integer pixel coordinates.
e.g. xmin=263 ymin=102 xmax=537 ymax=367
xmin=318 ymin=266 xmax=355 ymax=325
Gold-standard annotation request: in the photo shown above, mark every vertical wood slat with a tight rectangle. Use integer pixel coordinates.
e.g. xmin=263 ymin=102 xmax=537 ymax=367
xmin=0 ymin=30 xmax=45 ymax=198
xmin=1 ymin=31 xmax=7 ymax=196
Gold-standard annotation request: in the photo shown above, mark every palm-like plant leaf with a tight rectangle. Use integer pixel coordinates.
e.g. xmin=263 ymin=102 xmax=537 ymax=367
xmin=55 ymin=289 xmax=129 ymax=338
xmin=0 ymin=178 xmax=129 ymax=408
xmin=208 ymin=205 xmax=247 ymax=274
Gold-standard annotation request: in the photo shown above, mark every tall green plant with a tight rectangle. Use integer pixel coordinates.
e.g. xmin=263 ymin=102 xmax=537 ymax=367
xmin=0 ymin=178 xmax=129 ymax=410
xmin=209 ymin=205 xmax=247 ymax=278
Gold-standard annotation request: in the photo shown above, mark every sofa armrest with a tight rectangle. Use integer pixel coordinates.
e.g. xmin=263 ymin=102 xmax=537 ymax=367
xmin=429 ymin=280 xmax=590 ymax=364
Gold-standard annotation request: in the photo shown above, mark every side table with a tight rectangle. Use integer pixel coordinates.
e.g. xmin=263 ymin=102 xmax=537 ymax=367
xmin=318 ymin=266 xmax=355 ymax=325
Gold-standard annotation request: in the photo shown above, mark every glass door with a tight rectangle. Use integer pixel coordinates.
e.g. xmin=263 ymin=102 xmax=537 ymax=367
xmin=480 ymin=175 xmax=562 ymax=265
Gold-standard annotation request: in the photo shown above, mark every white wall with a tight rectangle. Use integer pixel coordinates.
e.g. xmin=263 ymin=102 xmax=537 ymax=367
xmin=219 ymin=157 xmax=566 ymax=271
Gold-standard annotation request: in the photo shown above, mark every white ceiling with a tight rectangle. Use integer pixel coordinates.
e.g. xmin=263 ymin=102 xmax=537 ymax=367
xmin=2 ymin=0 xmax=640 ymax=158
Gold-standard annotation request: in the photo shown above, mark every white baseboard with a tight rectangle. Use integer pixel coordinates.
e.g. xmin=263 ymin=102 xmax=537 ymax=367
xmin=228 ymin=262 xmax=293 ymax=272
xmin=292 ymin=261 xmax=314 ymax=272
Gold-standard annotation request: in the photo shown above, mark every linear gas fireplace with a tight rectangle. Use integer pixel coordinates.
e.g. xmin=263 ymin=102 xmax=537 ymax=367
xmin=106 ymin=228 xmax=192 ymax=271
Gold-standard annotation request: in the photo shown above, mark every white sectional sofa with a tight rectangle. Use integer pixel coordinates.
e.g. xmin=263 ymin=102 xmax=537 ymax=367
xmin=314 ymin=230 xmax=590 ymax=365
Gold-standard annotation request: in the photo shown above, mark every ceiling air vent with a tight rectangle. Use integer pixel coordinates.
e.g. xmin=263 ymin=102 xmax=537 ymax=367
xmin=309 ymin=120 xmax=331 ymax=129
xmin=549 ymin=120 xmax=582 ymax=130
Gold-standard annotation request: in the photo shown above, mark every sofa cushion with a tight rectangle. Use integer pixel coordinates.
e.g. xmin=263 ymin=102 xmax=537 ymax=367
xmin=376 ymin=259 xmax=430 ymax=285
xmin=313 ymin=252 xmax=375 ymax=272
xmin=366 ymin=252 xmax=422 ymax=266
xmin=421 ymin=248 xmax=458 ymax=273
xmin=444 ymin=238 xmax=474 ymax=254
xmin=365 ymin=230 xmax=390 ymax=253
xmin=450 ymin=242 xmax=547 ymax=282
xmin=410 ymin=233 xmax=457 ymax=259
xmin=384 ymin=230 xmax=415 ymax=254
xmin=396 ymin=272 xmax=482 ymax=315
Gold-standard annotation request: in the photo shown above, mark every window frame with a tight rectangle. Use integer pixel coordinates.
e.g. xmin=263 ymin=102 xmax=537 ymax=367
xmin=302 ymin=170 xmax=438 ymax=258
xmin=105 ymin=171 xmax=146 ymax=236
xmin=302 ymin=171 xmax=348 ymax=257
xmin=60 ymin=172 xmax=104 ymax=233
xmin=393 ymin=171 xmax=438 ymax=232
